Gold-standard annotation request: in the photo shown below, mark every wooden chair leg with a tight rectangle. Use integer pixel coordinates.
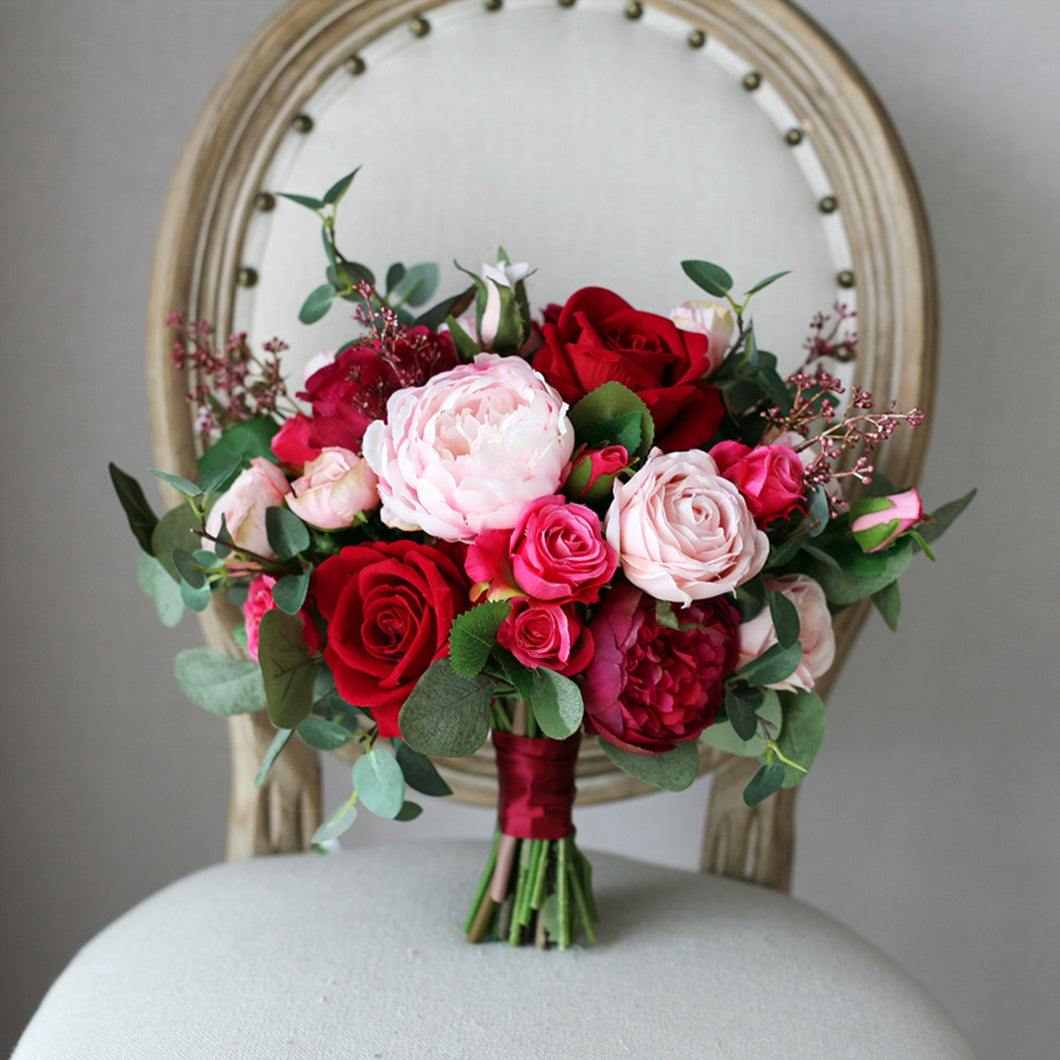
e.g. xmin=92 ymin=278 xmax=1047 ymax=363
xmin=701 ymin=754 xmax=796 ymax=893
xmin=226 ymin=713 xmax=322 ymax=859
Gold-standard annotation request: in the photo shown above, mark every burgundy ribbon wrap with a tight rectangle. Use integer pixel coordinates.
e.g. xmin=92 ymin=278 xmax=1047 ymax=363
xmin=493 ymin=730 xmax=581 ymax=841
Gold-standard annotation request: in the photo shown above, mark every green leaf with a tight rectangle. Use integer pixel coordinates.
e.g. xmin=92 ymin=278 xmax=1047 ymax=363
xmin=700 ymin=690 xmax=782 ymax=757
xmin=398 ymin=658 xmax=493 ymax=757
xmin=919 ymin=488 xmax=976 ymax=547
xmin=774 ymin=691 xmax=826 ymax=787
xmin=568 ymin=382 xmax=654 ymax=460
xmin=811 ymin=538 xmax=914 ymax=606
xmin=322 ymin=166 xmax=360 ymax=207
xmin=743 ymin=762 xmax=786 ymax=806
xmin=311 ymin=794 xmax=358 ymax=844
xmin=802 ymin=486 xmax=830 ymax=538
xmin=272 ymin=570 xmax=311 ymax=614
xmin=295 ymin=716 xmax=352 ymax=751
xmin=576 ymin=411 xmax=643 ymax=456
xmin=151 ymin=504 xmax=203 ymax=581
xmin=391 ymin=262 xmax=439 ymax=308
xmin=174 ymin=648 xmax=265 ymax=715
xmin=395 ymin=800 xmax=424 ymax=822
xmin=352 ymin=748 xmax=406 ymax=819
xmin=449 ymin=601 xmax=511 ymax=678
xmin=529 ymin=669 xmax=584 ymax=740
xmin=444 ymin=315 xmax=482 ymax=361
xmin=255 ymin=727 xmax=293 ymax=789
xmin=180 ymin=578 xmax=212 ymax=612
xmin=395 ymin=740 xmax=453 ymax=797
xmin=335 ymin=260 xmax=375 ymax=292
xmin=413 ymin=286 xmax=475 ymax=330
xmin=150 ymin=468 xmax=200 ymax=500
xmin=385 ymin=262 xmax=406 ymax=294
xmin=490 ymin=648 xmax=535 ymax=702
xmin=136 ymin=551 xmax=184 ymax=627
xmin=196 ymin=458 xmax=243 ymax=496
xmin=745 ymin=269 xmax=791 ymax=295
xmin=172 ymin=547 xmax=207 ymax=589
xmin=737 ymin=640 xmax=803 ymax=687
xmin=681 ymin=259 xmax=734 ymax=298
xmin=757 ymin=364 xmax=794 ymax=415
xmin=257 ymin=609 xmax=316 ymax=729
xmin=265 ymin=507 xmax=310 ymax=560
xmin=870 ymin=579 xmax=901 ymax=631
xmin=299 ymin=283 xmax=337 ymax=325
xmin=196 ymin=419 xmax=280 ymax=484
xmin=768 ymin=590 xmax=801 ymax=650
xmin=277 ymin=191 xmax=325 ymax=211
xmin=735 ymin=573 xmax=767 ymax=621
xmin=109 ymin=463 xmax=159 ymax=554
xmin=596 ymin=738 xmax=699 ymax=792
xmin=723 ymin=687 xmax=761 ymax=741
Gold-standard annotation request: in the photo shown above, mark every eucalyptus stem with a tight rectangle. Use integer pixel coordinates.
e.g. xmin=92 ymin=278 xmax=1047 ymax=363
xmin=557 ymin=836 xmax=571 ymax=950
xmin=464 ymin=829 xmax=501 ymax=936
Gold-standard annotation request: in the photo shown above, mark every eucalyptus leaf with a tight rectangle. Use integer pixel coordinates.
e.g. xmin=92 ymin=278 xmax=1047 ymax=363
xmin=151 ymin=505 xmax=204 ymax=581
xmin=395 ymin=801 xmax=424 ymax=822
xmin=391 ymin=262 xmax=439 ymax=308
xmin=196 ymin=458 xmax=243 ymax=496
xmin=529 ymin=668 xmax=584 ymax=740
xmin=174 ymin=648 xmax=265 ymax=715
xmin=311 ymin=794 xmax=358 ymax=845
xmin=296 ymin=716 xmax=352 ymax=751
xmin=448 ymin=601 xmax=511 ymax=678
xmin=775 ymin=690 xmax=826 ymax=787
xmin=919 ymin=488 xmax=976 ymax=546
xmin=273 ymin=570 xmax=311 ymax=615
xmin=352 ymin=748 xmax=406 ymax=819
xmin=768 ymin=590 xmax=801 ymax=650
xmin=872 ymin=579 xmax=902 ymax=631
xmin=257 ymin=609 xmax=316 ymax=729
xmin=277 ymin=191 xmax=325 ymax=211
xmin=745 ymin=269 xmax=791 ymax=295
xmin=255 ymin=727 xmax=293 ymax=789
xmin=265 ymin=507 xmax=311 ymax=560
xmin=179 ymin=578 xmax=213 ymax=612
xmin=737 ymin=640 xmax=802 ymax=687
xmin=299 ymin=283 xmax=337 ymax=325
xmin=196 ymin=418 xmax=279 ymax=485
xmin=386 ymin=261 xmax=406 ymax=294
xmin=681 ymin=259 xmax=733 ymax=298
xmin=109 ymin=463 xmax=159 ymax=554
xmin=150 ymin=468 xmax=200 ymax=500
xmin=811 ymin=539 xmax=914 ymax=606
xmin=722 ymin=687 xmax=760 ymax=741
xmin=414 ymin=287 xmax=475 ymax=330
xmin=395 ymin=740 xmax=453 ymax=797
xmin=596 ymin=738 xmax=699 ymax=792
xmin=172 ymin=547 xmax=206 ymax=589
xmin=136 ymin=551 xmax=184 ymax=627
xmin=743 ymin=762 xmax=786 ymax=806
xmin=398 ymin=659 xmax=493 ymax=758
xmin=735 ymin=574 xmax=767 ymax=621
xmin=322 ymin=166 xmax=360 ymax=207
xmin=700 ymin=690 xmax=782 ymax=758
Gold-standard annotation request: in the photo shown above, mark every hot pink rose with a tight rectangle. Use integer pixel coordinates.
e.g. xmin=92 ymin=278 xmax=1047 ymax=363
xmin=243 ymin=574 xmax=277 ymax=661
xmin=496 ymin=598 xmax=594 ymax=676
xmin=710 ymin=440 xmax=806 ymax=527
xmin=582 ymin=581 xmax=740 ymax=753
xmin=204 ymin=457 xmax=290 ymax=558
xmin=466 ymin=495 xmax=616 ymax=604
xmin=286 ymin=447 xmax=379 ymax=530
xmin=605 ymin=448 xmax=768 ymax=604
xmin=362 ymin=353 xmax=574 ymax=542
xmin=738 ymin=574 xmax=835 ymax=691
xmin=271 ymin=414 xmax=320 ymax=469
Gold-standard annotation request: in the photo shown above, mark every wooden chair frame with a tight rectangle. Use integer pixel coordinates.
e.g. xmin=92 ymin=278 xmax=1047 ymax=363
xmin=147 ymin=0 xmax=936 ymax=890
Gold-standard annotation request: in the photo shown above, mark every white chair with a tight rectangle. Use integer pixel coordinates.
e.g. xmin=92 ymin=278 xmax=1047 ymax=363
xmin=14 ymin=0 xmax=977 ymax=1055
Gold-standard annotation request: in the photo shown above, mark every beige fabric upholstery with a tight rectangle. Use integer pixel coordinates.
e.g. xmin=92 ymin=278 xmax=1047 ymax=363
xmin=14 ymin=841 xmax=977 ymax=1059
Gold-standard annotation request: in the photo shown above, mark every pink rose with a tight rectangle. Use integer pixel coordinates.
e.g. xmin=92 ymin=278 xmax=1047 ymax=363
xmin=362 ymin=353 xmax=574 ymax=542
xmin=738 ymin=574 xmax=835 ymax=691
xmin=850 ymin=489 xmax=924 ymax=552
xmin=286 ymin=447 xmax=379 ymax=530
xmin=582 ymin=581 xmax=740 ymax=753
xmin=243 ymin=574 xmax=277 ymax=661
xmin=466 ymin=495 xmax=616 ymax=604
xmin=604 ymin=448 xmax=768 ymax=604
xmin=668 ymin=299 xmax=734 ymax=374
xmin=710 ymin=440 xmax=806 ymax=527
xmin=496 ymin=598 xmax=594 ymax=676
xmin=205 ymin=457 xmax=290 ymax=558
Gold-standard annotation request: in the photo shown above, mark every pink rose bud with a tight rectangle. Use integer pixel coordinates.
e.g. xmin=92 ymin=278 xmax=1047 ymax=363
xmin=286 ymin=447 xmax=379 ymax=530
xmin=563 ymin=444 xmax=629 ymax=503
xmin=669 ymin=299 xmax=735 ymax=374
xmin=850 ymin=488 xmax=924 ymax=553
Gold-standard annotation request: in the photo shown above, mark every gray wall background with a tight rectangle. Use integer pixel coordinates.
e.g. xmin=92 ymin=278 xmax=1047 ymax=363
xmin=1 ymin=2 xmax=1057 ymax=1057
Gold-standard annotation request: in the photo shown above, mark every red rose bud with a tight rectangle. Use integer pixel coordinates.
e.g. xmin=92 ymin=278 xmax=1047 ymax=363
xmin=563 ymin=444 xmax=629 ymax=503
xmin=850 ymin=488 xmax=924 ymax=552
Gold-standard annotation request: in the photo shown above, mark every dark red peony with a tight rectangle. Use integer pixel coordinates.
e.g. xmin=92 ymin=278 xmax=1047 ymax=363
xmin=709 ymin=440 xmax=806 ymax=527
xmin=581 ymin=580 xmax=740 ymax=753
xmin=533 ymin=287 xmax=725 ymax=452
xmin=312 ymin=540 xmax=472 ymax=737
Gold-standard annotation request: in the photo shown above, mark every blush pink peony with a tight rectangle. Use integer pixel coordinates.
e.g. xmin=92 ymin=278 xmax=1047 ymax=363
xmin=204 ymin=457 xmax=290 ymax=558
xmin=286 ymin=447 xmax=379 ymax=530
xmin=362 ymin=353 xmax=574 ymax=542
xmin=604 ymin=448 xmax=768 ymax=604
xmin=738 ymin=573 xmax=836 ymax=691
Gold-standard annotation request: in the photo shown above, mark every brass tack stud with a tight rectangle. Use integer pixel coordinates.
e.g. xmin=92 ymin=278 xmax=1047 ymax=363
xmin=742 ymin=71 xmax=762 ymax=91
xmin=624 ymin=1 xmax=643 ymax=19
xmin=818 ymin=195 xmax=838 ymax=214
xmin=687 ymin=29 xmax=706 ymax=49
xmin=484 ymin=0 xmax=502 ymax=10
xmin=237 ymin=267 xmax=259 ymax=288
xmin=291 ymin=113 xmax=314 ymax=134
xmin=837 ymin=270 xmax=856 ymax=289
xmin=254 ymin=192 xmax=276 ymax=212
xmin=410 ymin=15 xmax=431 ymax=36
xmin=344 ymin=54 xmax=366 ymax=75
xmin=785 ymin=127 xmax=804 ymax=146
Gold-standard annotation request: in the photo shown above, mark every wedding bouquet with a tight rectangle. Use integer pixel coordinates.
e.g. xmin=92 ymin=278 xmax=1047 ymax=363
xmin=112 ymin=170 xmax=971 ymax=948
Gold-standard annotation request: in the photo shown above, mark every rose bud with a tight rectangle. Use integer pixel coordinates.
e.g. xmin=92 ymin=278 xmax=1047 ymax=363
xmin=669 ymin=299 xmax=735 ymax=374
xmin=850 ymin=488 xmax=924 ymax=553
xmin=562 ymin=444 xmax=629 ymax=504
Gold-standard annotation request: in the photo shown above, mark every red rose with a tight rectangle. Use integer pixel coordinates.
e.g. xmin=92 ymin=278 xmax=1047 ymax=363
xmin=270 ymin=413 xmax=320 ymax=469
xmin=533 ymin=287 xmax=725 ymax=452
xmin=312 ymin=540 xmax=472 ymax=737
xmin=299 ymin=327 xmax=457 ymax=453
xmin=496 ymin=598 xmax=594 ymax=676
xmin=710 ymin=441 xmax=806 ymax=527
xmin=581 ymin=581 xmax=740 ymax=753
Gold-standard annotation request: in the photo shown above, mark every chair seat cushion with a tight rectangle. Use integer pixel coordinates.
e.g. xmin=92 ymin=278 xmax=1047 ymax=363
xmin=13 ymin=841 xmax=977 ymax=1059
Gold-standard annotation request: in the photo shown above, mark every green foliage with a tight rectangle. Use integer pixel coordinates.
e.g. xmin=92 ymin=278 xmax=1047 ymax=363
xmin=389 ymin=262 xmax=439 ymax=308
xmin=137 ymin=552 xmax=184 ymax=627
xmin=311 ymin=793 xmax=358 ymax=845
xmin=701 ymin=690 xmax=782 ymax=757
xmin=295 ymin=716 xmax=353 ymax=751
xmin=918 ymin=489 xmax=976 ymax=547
xmin=265 ymin=507 xmax=311 ymax=559
xmin=743 ymin=762 xmax=786 ymax=806
xmin=737 ymin=640 xmax=802 ymax=687
xmin=151 ymin=504 xmax=204 ymax=581
xmin=528 ymin=668 xmax=584 ymax=740
xmin=151 ymin=469 xmax=200 ymax=501
xmin=735 ymin=573 xmax=767 ymax=621
xmin=398 ymin=659 xmax=493 ymax=757
xmin=745 ymin=270 xmax=791 ymax=295
xmin=395 ymin=801 xmax=424 ymax=822
xmin=257 ymin=610 xmax=316 ymax=729
xmin=255 ymin=727 xmax=293 ymax=789
xmin=872 ymin=580 xmax=901 ymax=631
xmin=768 ymin=589 xmax=801 ymax=650
xmin=179 ymin=576 xmax=212 ymax=613
xmin=109 ymin=463 xmax=159 ymax=554
xmin=596 ymin=737 xmax=699 ymax=792
xmin=322 ymin=167 xmax=360 ymax=207
xmin=448 ymin=601 xmax=512 ymax=678
xmin=808 ymin=537 xmax=914 ymax=607
xmin=196 ymin=418 xmax=279 ymax=486
xmin=413 ymin=287 xmax=475 ymax=330
xmin=352 ymin=748 xmax=406 ymax=819
xmin=568 ymin=382 xmax=654 ymax=462
xmin=772 ymin=690 xmax=826 ymax=787
xmin=444 ymin=315 xmax=482 ymax=362
xmin=174 ymin=648 xmax=265 ymax=715
xmin=299 ymin=283 xmax=337 ymax=324
xmin=395 ymin=740 xmax=453 ymax=797
xmin=681 ymin=259 xmax=733 ymax=298
xmin=272 ymin=570 xmax=311 ymax=615
xmin=722 ymin=686 xmax=762 ymax=741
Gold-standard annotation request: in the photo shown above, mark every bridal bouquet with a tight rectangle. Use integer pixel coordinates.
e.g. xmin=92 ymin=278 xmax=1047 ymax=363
xmin=112 ymin=170 xmax=970 ymax=948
